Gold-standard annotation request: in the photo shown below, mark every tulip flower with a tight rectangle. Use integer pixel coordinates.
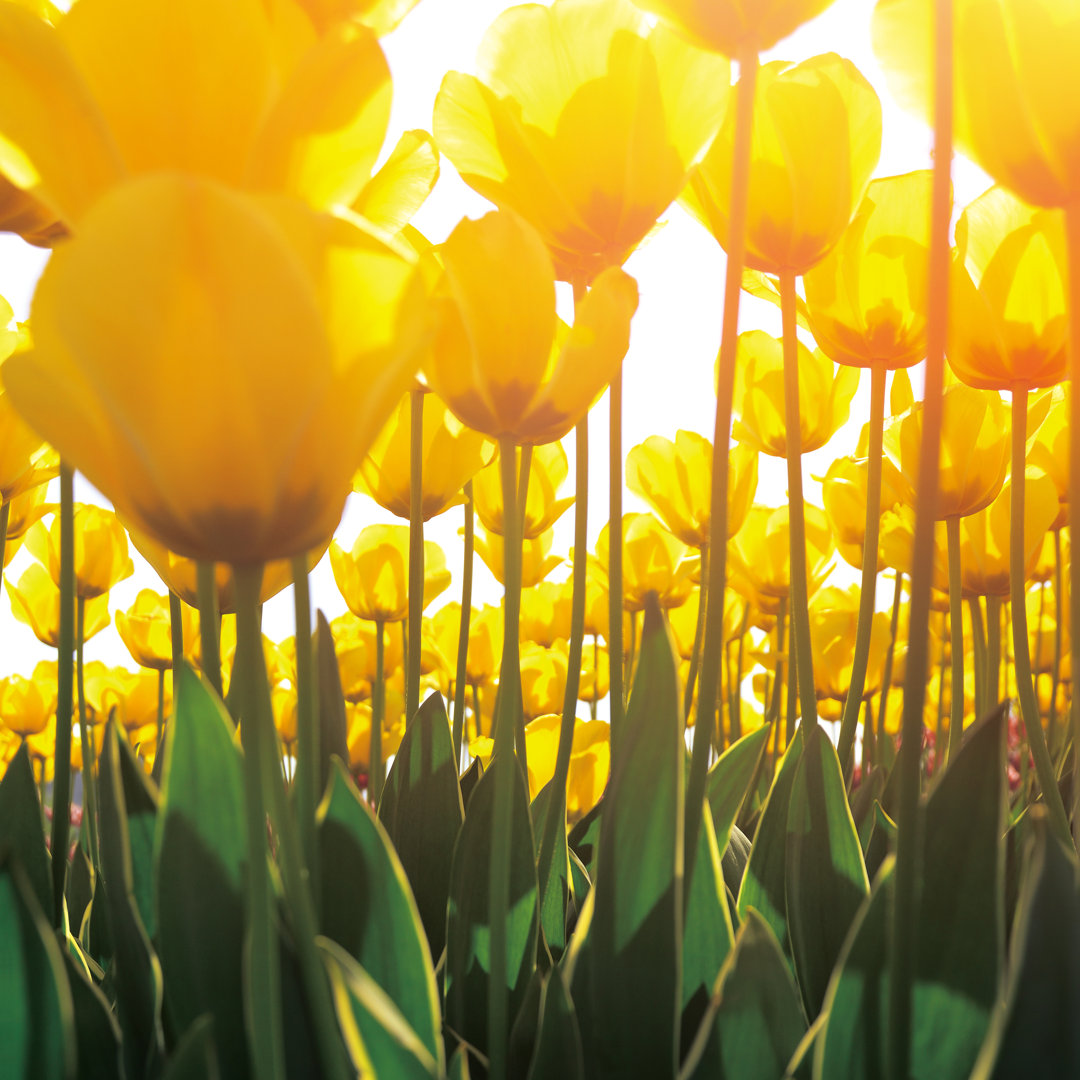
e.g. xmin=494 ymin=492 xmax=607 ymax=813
xmin=116 ymin=589 xmax=199 ymax=672
xmin=520 ymin=581 xmax=574 ymax=649
xmin=474 ymin=527 xmax=562 ymax=590
xmin=355 ymin=389 xmax=493 ymax=522
xmin=1028 ymin=386 xmax=1068 ymax=529
xmin=24 ymin=504 xmax=132 ymax=600
xmin=473 ymin=442 xmax=574 ymax=540
xmin=809 ymin=585 xmax=891 ymax=712
xmin=7 ymin=563 xmax=110 ymax=648
xmin=346 ymin=700 xmax=405 ymax=775
xmin=291 ymin=0 xmax=423 ymax=37
xmin=0 ymin=669 xmax=56 ymax=738
xmin=520 ymin=643 xmax=569 ymax=722
xmin=520 ymin=713 xmax=610 ymax=820
xmin=596 ymin=514 xmax=697 ymax=613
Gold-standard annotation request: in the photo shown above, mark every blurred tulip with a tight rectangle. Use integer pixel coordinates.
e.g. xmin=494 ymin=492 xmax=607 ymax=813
xmin=331 ymin=611 xmax=404 ymax=702
xmin=1028 ymin=386 xmax=1068 ymax=529
xmin=520 ymin=581 xmax=573 ymax=649
xmin=595 ymin=514 xmax=696 ymax=613
xmin=521 ymin=712 xmax=610 ymax=820
xmin=822 ymin=451 xmax=911 ymax=571
xmin=291 ymin=0 xmax=423 ymax=37
xmin=351 ymin=129 xmax=440 ymax=235
xmin=520 ymin=643 xmax=569 ymax=722
xmin=433 ymin=0 xmax=728 ymax=282
xmin=7 ymin=562 xmax=110 ymax=648
xmin=355 ymin=389 xmax=494 ymax=521
xmin=25 ymin=504 xmax=132 ymax=599
xmin=474 ymin=527 xmax=562 ymax=589
xmin=116 ymin=589 xmax=199 ymax=671
xmin=273 ymin=684 xmax=298 ymax=750
xmin=473 ymin=442 xmax=574 ymax=540
xmin=578 ymin=640 xmax=610 ymax=708
xmin=732 ymin=330 xmax=859 ymax=456
xmin=346 ymin=700 xmax=405 ymax=774
xmin=0 ymin=668 xmax=56 ymax=737
xmin=425 ymin=210 xmax=637 ymax=445
xmin=809 ymin=585 xmax=891 ymax=704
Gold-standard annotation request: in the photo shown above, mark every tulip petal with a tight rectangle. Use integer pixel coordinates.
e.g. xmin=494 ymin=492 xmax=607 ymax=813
xmin=352 ymin=129 xmax=439 ymax=233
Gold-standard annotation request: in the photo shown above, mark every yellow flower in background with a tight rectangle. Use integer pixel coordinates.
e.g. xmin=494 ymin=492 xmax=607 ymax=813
xmin=6 ymin=483 xmax=50 ymax=545
xmin=578 ymin=640 xmax=610 ymax=705
xmin=116 ymin=589 xmax=199 ymax=671
xmin=291 ymin=0 xmax=423 ymax=37
xmin=520 ymin=580 xmax=573 ymax=649
xmin=331 ymin=611 xmax=404 ymax=702
xmin=521 ymin=713 xmax=611 ymax=819
xmin=809 ymin=584 xmax=891 ymax=710
xmin=520 ymin=642 xmax=569 ymax=722
xmin=330 ymin=523 xmax=450 ymax=624
xmin=89 ymin=666 xmax=172 ymax=735
xmin=473 ymin=441 xmax=574 ymax=540
xmin=273 ymin=684 xmax=299 ymax=749
xmin=630 ymin=0 xmax=836 ymax=56
xmin=426 ymin=210 xmax=638 ymax=445
xmin=803 ymin=170 xmax=933 ymax=370
xmin=683 ymin=53 xmax=881 ymax=274
xmin=947 ymin=186 xmax=1068 ymax=392
xmin=596 ymin=513 xmax=697 ymax=612
xmin=218 ymin=623 xmax=293 ymax=697
xmin=1028 ymin=386 xmax=1068 ymax=529
xmin=732 ymin=330 xmax=860 ymax=457
xmin=346 ymin=700 xmax=405 ymax=774
xmin=474 ymin=527 xmax=563 ymax=589
xmin=6 ymin=563 xmax=110 ymax=648
xmin=4 ymin=174 xmax=427 ymax=565
xmin=355 ymin=389 xmax=494 ymax=521
xmin=0 ymin=667 xmax=56 ymax=738
xmin=884 ymin=383 xmax=1009 ymax=521
xmin=25 ymin=504 xmax=132 ymax=600
xmin=462 ymin=604 xmax=504 ymax=688
xmin=627 ymin=432 xmax=757 ymax=549
xmin=873 ymin=0 xmax=1080 ymax=210
xmin=433 ymin=0 xmax=729 ymax=283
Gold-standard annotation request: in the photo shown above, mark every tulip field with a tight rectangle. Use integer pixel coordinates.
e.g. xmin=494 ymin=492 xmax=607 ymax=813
xmin=2 ymin=0 xmax=1080 ymax=1077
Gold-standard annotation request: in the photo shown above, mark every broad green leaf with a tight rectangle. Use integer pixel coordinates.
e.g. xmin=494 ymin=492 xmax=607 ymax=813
xmin=161 ymin=1014 xmax=220 ymax=1080
xmin=115 ymin=733 xmax=158 ymax=938
xmin=737 ymin=729 xmax=804 ymax=952
xmin=316 ymin=612 xmax=350 ymax=795
xmin=445 ymin=754 xmax=538 ymax=1060
xmin=63 ymin=950 xmax=122 ymax=1080
xmin=686 ymin=910 xmax=807 ymax=1080
xmin=851 ymin=767 xmax=885 ymax=851
xmin=0 ymin=858 xmax=76 ymax=1079
xmin=973 ymin=808 xmax=1080 ymax=1077
xmin=459 ymin=756 xmax=483 ymax=812
xmin=528 ymin=967 xmax=584 ymax=1080
xmin=97 ymin=720 xmax=165 ymax=1079
xmin=707 ymin=725 xmax=771 ymax=856
xmin=154 ymin=663 xmax=247 ymax=1080
xmin=786 ymin=725 xmax=870 ymax=1018
xmin=532 ymin=778 xmax=571 ymax=956
xmin=448 ymin=1046 xmax=471 ymax=1080
xmin=318 ymin=760 xmax=442 ymax=1068
xmin=573 ymin=599 xmax=684 ymax=1080
xmin=0 ymin=741 xmax=52 ymax=917
xmin=379 ymin=691 xmax=464 ymax=961
xmin=567 ymin=796 xmax=603 ymax=880
xmin=508 ymin=969 xmax=543 ymax=1078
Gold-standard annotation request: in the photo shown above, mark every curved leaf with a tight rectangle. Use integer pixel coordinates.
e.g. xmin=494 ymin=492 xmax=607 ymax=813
xmin=0 ymin=741 xmax=52 ymax=918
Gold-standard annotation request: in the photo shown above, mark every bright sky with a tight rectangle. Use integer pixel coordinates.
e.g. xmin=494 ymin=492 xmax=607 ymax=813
xmin=0 ymin=0 xmax=992 ymax=683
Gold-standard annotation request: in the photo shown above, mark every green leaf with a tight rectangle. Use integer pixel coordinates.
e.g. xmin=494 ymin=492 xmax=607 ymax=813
xmin=0 ymin=741 xmax=52 ymax=919
xmin=66 ymin=841 xmax=93 ymax=946
xmin=316 ymin=611 xmax=350 ymax=795
xmin=686 ymin=910 xmax=807 ymax=1080
xmin=567 ymin=796 xmax=602 ymax=881
xmin=161 ymin=1014 xmax=220 ymax=1080
xmin=448 ymin=1045 xmax=471 ymax=1080
xmin=153 ymin=663 xmax=247 ymax=1080
xmin=62 ymin=949 xmax=122 ymax=1080
xmin=737 ymin=729 xmax=803 ymax=953
xmin=379 ymin=691 xmax=464 ymax=962
xmin=459 ymin=756 xmax=483 ymax=813
xmin=115 ymin=733 xmax=158 ymax=938
xmin=707 ymin=725 xmax=771 ymax=857
xmin=318 ymin=759 xmax=442 ymax=1068
xmin=445 ymin=754 xmax=538 ymax=1060
xmin=97 ymin=720 xmax=165 ymax=1079
xmin=528 ymin=967 xmax=584 ymax=1080
xmin=572 ymin=598 xmax=684 ymax=1080
xmin=532 ymin=778 xmax=571 ymax=956
xmin=973 ymin=807 xmax=1080 ymax=1077
xmin=786 ymin=724 xmax=869 ymax=1018
xmin=0 ymin=857 xmax=76 ymax=1079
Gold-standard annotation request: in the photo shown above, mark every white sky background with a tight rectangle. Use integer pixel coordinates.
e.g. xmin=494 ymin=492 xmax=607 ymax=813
xmin=0 ymin=0 xmax=993 ymax=682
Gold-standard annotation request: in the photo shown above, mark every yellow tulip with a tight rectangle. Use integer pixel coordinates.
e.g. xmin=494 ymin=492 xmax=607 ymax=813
xmin=354 ymin=389 xmax=494 ymax=521
xmin=683 ymin=53 xmax=881 ymax=274
xmin=519 ymin=643 xmax=569 ymax=723
xmin=949 ymin=188 xmax=1068 ymax=392
xmin=578 ymin=640 xmax=611 ymax=706
xmin=0 ymin=668 xmax=55 ymax=737
xmin=88 ymin=666 xmax=171 ymax=735
xmin=595 ymin=513 xmax=697 ymax=612
xmin=804 ymin=170 xmax=933 ymax=370
xmin=433 ymin=0 xmax=728 ymax=283
xmin=290 ymin=0 xmax=422 ymax=37
xmin=521 ymin=712 xmax=610 ymax=820
xmin=218 ymin=621 xmax=293 ymax=696
xmin=331 ymin=611 xmax=404 ymax=702
xmin=732 ymin=330 xmax=860 ymax=456
xmin=25 ymin=504 xmax=132 ymax=600
xmin=0 ymin=173 xmax=64 ymax=247
xmin=6 ymin=483 xmax=50 ymax=543
xmin=0 ymin=0 xmax=398 ymax=226
xmin=116 ymin=589 xmax=199 ymax=671
xmin=273 ymin=684 xmax=298 ymax=749
xmin=520 ymin=580 xmax=573 ymax=649
xmin=809 ymin=585 xmax=891 ymax=706
xmin=330 ymin=523 xmax=450 ymax=624
xmin=627 ymin=432 xmax=757 ymax=549
xmin=346 ymin=700 xmax=405 ymax=774
xmin=425 ymin=210 xmax=638 ymax=445
xmin=463 ymin=604 xmax=504 ymax=688
xmin=7 ymin=562 xmax=110 ymax=648
xmin=4 ymin=174 xmax=427 ymax=565
xmin=474 ymin=527 xmax=562 ymax=589
xmin=884 ymin=383 xmax=1009 ymax=520
xmin=473 ymin=441 xmax=574 ymax=540
xmin=350 ymin=129 xmax=440 ymax=235
xmin=1028 ymin=386 xmax=1068 ymax=529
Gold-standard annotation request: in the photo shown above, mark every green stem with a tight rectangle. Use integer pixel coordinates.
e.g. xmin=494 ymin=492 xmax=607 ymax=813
xmin=155 ymin=667 xmax=165 ymax=752
xmin=472 ymin=682 xmax=482 ymax=745
xmin=877 ymin=572 xmax=904 ymax=750
xmin=684 ymin=547 xmax=708 ymax=719
xmin=838 ymin=362 xmax=887 ymax=771
xmin=1009 ymin=386 xmax=1071 ymax=841
xmin=688 ymin=43 xmax=760 ymax=891
xmin=608 ymin=372 xmax=625 ymax=746
xmin=628 ymin=610 xmax=638 ymax=690
xmin=945 ymin=515 xmax=964 ymax=766
xmin=406 ymin=388 xmax=425 ymax=726
xmin=732 ymin=601 xmax=749 ymax=741
xmin=767 ymin=601 xmax=787 ymax=731
xmin=489 ymin=435 xmax=523 ymax=1080
xmin=371 ymin=621 xmax=385 ymax=806
xmin=1065 ymin=204 xmax=1080 ymax=846
xmin=987 ymin=594 xmax=1002 ymax=706
xmin=935 ymin=613 xmax=947 ymax=771
xmin=196 ymin=562 xmax=222 ymax=699
xmin=779 ymin=268 xmax=819 ymax=734
xmin=517 ymin=444 xmax=533 ymax=536
xmin=76 ymin=597 xmax=99 ymax=875
xmin=49 ymin=463 xmax=75 ymax=928
xmin=970 ymin=596 xmax=988 ymax=723
xmin=590 ymin=636 xmax=599 ymax=721
xmin=291 ymin=555 xmax=318 ymax=890
xmin=889 ymin=0 xmax=953 ymax=1070
xmin=1050 ymin=528 xmax=1063 ymax=753
xmin=452 ymin=481 xmax=475 ymax=762
xmin=787 ymin=606 xmax=799 ymax=745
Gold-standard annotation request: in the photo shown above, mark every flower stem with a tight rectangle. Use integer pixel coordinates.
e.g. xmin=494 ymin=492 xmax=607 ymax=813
xmin=76 ymin=596 xmax=99 ymax=874
xmin=406 ymin=388 xmax=425 ymax=726
xmin=452 ymin=480 xmax=475 ymax=762
xmin=877 ymin=572 xmax=904 ymax=751
xmin=196 ymin=562 xmax=222 ymax=699
xmin=684 ymin=546 xmax=708 ymax=718
xmin=1050 ymin=527 xmax=1064 ymax=752
xmin=987 ymin=594 xmax=1002 ymax=705
xmin=1009 ymin=386 xmax=1070 ymax=842
xmin=687 ymin=43 xmax=759 ymax=890
xmin=608 ymin=372 xmax=625 ymax=747
xmin=371 ymin=620 xmax=385 ymax=806
xmin=291 ymin=555 xmax=318 ymax=886
xmin=945 ymin=515 xmax=965 ymax=767
xmin=169 ymin=591 xmax=184 ymax=674
xmin=838 ymin=361 xmax=887 ymax=771
xmin=1064 ymin=204 xmax=1080 ymax=846
xmin=969 ymin=595 xmax=988 ymax=723
xmin=49 ymin=463 xmax=75 ymax=928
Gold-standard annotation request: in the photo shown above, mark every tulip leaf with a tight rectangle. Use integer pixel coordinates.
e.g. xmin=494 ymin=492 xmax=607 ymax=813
xmin=63 ymin=949 xmax=123 ymax=1080
xmin=448 ymin=1045 xmax=471 ymax=1080
xmin=707 ymin=724 xmax=771 ymax=857
xmin=0 ymin=856 xmax=76 ymax=1080
xmin=318 ymin=759 xmax=442 ymax=1067
xmin=458 ymin=756 xmax=483 ymax=812
xmin=572 ymin=599 xmax=684 ymax=1079
xmin=0 ymin=740 xmax=52 ymax=918
xmin=973 ymin=809 xmax=1080 ymax=1077
xmin=67 ymin=838 xmax=94 ymax=945
xmin=527 ymin=967 xmax=584 ymax=1080
xmin=97 ymin=720 xmax=165 ymax=1080
xmin=445 ymin=753 xmax=538 ymax=1060
xmin=316 ymin=611 xmax=351 ymax=795
xmin=737 ymin=729 xmax=804 ymax=953
xmin=161 ymin=1014 xmax=219 ymax=1080
xmin=115 ymin=732 xmax=158 ymax=939
xmin=786 ymin=724 xmax=870 ymax=1018
xmin=686 ymin=910 xmax=807 ymax=1080
xmin=508 ymin=967 xmax=543 ymax=1078
xmin=379 ymin=691 xmax=464 ymax=961
xmin=532 ymin=778 xmax=571 ymax=957
xmin=154 ymin=664 xmax=247 ymax=1080
xmin=567 ymin=795 xmax=603 ymax=880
